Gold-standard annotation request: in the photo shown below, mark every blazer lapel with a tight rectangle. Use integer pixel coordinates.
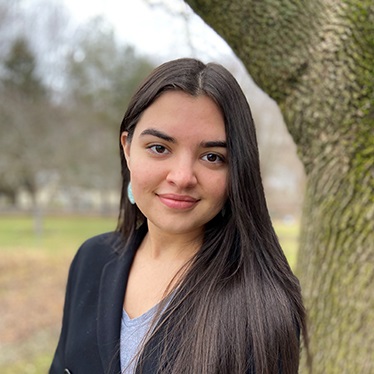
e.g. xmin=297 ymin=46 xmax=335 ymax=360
xmin=97 ymin=227 xmax=147 ymax=374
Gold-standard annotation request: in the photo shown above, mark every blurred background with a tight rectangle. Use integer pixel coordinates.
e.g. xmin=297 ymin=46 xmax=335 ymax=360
xmin=0 ymin=0 xmax=305 ymax=372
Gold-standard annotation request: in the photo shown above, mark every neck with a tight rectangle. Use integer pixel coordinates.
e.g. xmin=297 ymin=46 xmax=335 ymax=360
xmin=142 ymin=222 xmax=203 ymax=262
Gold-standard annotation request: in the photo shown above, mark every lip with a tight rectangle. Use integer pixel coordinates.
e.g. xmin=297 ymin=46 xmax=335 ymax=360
xmin=157 ymin=193 xmax=199 ymax=210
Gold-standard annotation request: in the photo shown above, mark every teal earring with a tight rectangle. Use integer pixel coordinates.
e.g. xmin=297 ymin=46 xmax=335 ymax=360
xmin=127 ymin=182 xmax=135 ymax=204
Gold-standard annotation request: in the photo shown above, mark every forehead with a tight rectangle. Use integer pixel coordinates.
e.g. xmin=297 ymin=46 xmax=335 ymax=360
xmin=134 ymin=91 xmax=226 ymax=140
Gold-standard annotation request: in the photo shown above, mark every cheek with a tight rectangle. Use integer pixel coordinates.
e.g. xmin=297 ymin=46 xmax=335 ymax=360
xmin=208 ymin=174 xmax=228 ymax=203
xmin=130 ymin=162 xmax=164 ymax=191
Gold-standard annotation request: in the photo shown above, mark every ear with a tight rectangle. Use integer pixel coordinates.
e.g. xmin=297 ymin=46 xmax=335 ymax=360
xmin=120 ymin=131 xmax=131 ymax=166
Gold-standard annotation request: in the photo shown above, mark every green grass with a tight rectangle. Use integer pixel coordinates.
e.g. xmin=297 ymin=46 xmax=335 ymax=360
xmin=0 ymin=214 xmax=117 ymax=253
xmin=1 ymin=355 xmax=51 ymax=374
xmin=0 ymin=214 xmax=118 ymax=374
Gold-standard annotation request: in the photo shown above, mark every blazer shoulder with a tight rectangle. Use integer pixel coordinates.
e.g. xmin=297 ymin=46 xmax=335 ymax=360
xmin=78 ymin=232 xmax=124 ymax=256
xmin=72 ymin=231 xmax=125 ymax=270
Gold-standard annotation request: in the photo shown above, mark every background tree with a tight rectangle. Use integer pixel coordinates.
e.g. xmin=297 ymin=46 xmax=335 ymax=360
xmin=0 ymin=37 xmax=52 ymax=204
xmin=184 ymin=0 xmax=374 ymax=372
xmin=0 ymin=36 xmax=66 ymax=234
xmin=0 ymin=5 xmax=155 ymax=213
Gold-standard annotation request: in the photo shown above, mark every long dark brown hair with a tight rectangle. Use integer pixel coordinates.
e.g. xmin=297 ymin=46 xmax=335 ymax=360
xmin=117 ymin=58 xmax=309 ymax=373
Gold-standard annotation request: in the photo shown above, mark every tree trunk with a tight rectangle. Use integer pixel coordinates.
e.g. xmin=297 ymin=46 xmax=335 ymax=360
xmin=185 ymin=0 xmax=374 ymax=372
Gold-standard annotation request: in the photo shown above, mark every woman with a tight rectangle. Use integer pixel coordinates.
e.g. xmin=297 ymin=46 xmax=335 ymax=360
xmin=50 ymin=58 xmax=308 ymax=374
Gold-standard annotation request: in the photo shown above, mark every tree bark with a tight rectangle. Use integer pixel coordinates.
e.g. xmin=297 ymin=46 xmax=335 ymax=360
xmin=185 ymin=0 xmax=374 ymax=372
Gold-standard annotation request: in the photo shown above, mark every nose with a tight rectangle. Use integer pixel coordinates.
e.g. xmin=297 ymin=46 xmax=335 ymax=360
xmin=166 ymin=156 xmax=197 ymax=189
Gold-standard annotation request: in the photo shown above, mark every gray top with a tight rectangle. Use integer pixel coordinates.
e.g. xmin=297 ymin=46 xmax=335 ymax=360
xmin=120 ymin=304 xmax=158 ymax=373
xmin=120 ymin=293 xmax=174 ymax=373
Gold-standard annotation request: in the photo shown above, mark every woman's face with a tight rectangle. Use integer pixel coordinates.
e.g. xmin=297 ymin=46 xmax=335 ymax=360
xmin=121 ymin=90 xmax=228 ymax=238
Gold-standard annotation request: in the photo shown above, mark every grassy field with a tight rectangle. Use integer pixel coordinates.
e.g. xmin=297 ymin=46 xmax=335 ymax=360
xmin=0 ymin=214 xmax=300 ymax=373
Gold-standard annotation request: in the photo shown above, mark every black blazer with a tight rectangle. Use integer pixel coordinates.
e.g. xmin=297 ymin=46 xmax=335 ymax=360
xmin=50 ymin=227 xmax=153 ymax=374
xmin=50 ymin=228 xmax=277 ymax=374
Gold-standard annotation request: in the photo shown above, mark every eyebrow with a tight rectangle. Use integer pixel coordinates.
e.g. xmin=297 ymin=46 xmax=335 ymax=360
xmin=140 ymin=128 xmax=176 ymax=143
xmin=201 ymin=141 xmax=227 ymax=148
xmin=140 ymin=128 xmax=227 ymax=148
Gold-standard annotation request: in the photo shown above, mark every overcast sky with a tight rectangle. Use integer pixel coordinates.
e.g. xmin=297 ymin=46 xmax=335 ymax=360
xmin=62 ymin=0 xmax=234 ymax=62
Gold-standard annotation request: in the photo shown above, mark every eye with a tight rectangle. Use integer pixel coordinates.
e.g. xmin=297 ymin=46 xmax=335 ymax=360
xmin=202 ymin=153 xmax=225 ymax=163
xmin=148 ymin=144 xmax=170 ymax=155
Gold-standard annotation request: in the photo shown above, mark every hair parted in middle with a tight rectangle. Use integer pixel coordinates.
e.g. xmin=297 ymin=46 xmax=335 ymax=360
xmin=117 ymin=57 xmax=308 ymax=374
xmin=118 ymin=57 xmax=259 ymax=238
